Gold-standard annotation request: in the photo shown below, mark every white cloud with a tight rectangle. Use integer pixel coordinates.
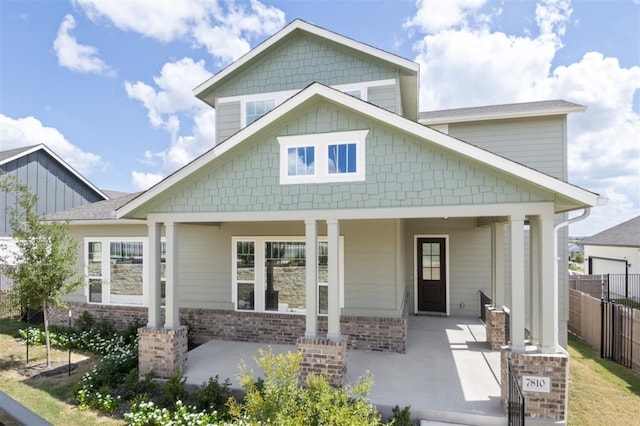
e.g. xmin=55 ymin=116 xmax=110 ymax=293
xmin=404 ymin=0 xmax=488 ymax=34
xmin=125 ymin=58 xmax=216 ymax=186
xmin=131 ymin=171 xmax=163 ymax=191
xmin=0 ymin=114 xmax=108 ymax=176
xmin=53 ymin=14 xmax=115 ymax=76
xmin=73 ymin=0 xmax=285 ymax=63
xmin=405 ymin=0 xmax=640 ymax=235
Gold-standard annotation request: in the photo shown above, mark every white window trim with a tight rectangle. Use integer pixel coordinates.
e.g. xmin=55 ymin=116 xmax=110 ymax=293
xmin=84 ymin=237 xmax=151 ymax=307
xmin=232 ymin=236 xmax=345 ymax=314
xmin=278 ymin=129 xmax=368 ymax=184
xmin=219 ymin=79 xmax=395 ymax=128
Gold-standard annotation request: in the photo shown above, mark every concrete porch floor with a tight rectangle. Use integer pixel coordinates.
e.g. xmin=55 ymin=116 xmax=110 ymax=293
xmin=185 ymin=316 xmax=506 ymax=425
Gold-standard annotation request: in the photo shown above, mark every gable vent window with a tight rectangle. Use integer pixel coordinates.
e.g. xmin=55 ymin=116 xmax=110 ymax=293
xmin=278 ymin=129 xmax=368 ymax=184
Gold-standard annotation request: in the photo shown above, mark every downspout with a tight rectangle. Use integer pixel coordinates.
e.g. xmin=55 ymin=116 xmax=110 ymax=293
xmin=554 ymin=207 xmax=590 ymax=426
xmin=553 ymin=207 xmax=591 ymax=352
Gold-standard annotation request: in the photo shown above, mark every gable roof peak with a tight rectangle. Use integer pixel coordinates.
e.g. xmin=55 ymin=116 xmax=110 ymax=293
xmin=193 ymin=18 xmax=418 ymax=108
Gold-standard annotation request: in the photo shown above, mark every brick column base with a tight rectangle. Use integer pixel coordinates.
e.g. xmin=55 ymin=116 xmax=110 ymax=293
xmin=138 ymin=326 xmax=188 ymax=379
xmin=297 ymin=336 xmax=347 ymax=387
xmin=501 ymin=348 xmax=568 ymax=423
xmin=486 ymin=306 xmax=509 ymax=350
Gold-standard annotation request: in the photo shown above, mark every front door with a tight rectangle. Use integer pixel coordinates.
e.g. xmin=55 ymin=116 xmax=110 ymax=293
xmin=417 ymin=237 xmax=446 ymax=313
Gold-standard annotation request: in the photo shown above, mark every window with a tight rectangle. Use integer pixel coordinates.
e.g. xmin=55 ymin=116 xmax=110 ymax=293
xmin=287 ymin=146 xmax=315 ymax=176
xmin=232 ymin=237 xmax=343 ymax=314
xmin=278 ymin=130 xmax=368 ymax=184
xmin=246 ymin=99 xmax=275 ymax=125
xmin=85 ymin=237 xmax=165 ymax=306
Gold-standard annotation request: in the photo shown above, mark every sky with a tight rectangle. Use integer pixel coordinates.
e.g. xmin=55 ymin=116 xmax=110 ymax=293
xmin=0 ymin=0 xmax=638 ymax=237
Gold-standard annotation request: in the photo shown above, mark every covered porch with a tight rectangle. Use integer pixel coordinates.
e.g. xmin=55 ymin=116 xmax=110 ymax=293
xmin=185 ymin=315 xmax=505 ymax=425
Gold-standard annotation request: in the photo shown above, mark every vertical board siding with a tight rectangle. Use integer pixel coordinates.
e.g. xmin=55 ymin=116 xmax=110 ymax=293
xmin=1 ymin=150 xmax=104 ymax=236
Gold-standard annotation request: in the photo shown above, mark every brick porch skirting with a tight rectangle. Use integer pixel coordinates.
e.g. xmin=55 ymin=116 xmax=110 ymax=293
xmin=501 ymin=348 xmax=568 ymax=422
xmin=50 ymin=303 xmax=407 ymax=353
xmin=138 ymin=326 xmax=188 ymax=379
xmin=485 ymin=305 xmax=509 ymax=351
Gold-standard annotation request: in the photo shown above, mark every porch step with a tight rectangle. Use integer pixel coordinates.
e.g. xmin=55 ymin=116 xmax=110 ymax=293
xmin=418 ymin=409 xmax=507 ymax=426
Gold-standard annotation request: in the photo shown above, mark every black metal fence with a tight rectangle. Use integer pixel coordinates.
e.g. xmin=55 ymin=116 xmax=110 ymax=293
xmin=601 ymin=300 xmax=634 ymax=368
xmin=605 ymin=274 xmax=640 ymax=305
xmin=479 ymin=290 xmax=492 ymax=323
xmin=508 ymin=359 xmax=525 ymax=426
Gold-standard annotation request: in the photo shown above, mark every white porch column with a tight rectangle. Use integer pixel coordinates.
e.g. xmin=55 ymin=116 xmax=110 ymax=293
xmin=529 ymin=217 xmax=541 ymax=344
xmin=327 ymin=219 xmax=341 ymax=339
xmin=493 ymin=222 xmax=505 ymax=307
xmin=540 ymin=214 xmax=556 ymax=352
xmin=305 ymin=219 xmax=318 ymax=338
xmin=147 ymin=221 xmax=162 ymax=328
xmin=164 ymin=222 xmax=179 ymax=329
xmin=510 ymin=215 xmax=526 ymax=351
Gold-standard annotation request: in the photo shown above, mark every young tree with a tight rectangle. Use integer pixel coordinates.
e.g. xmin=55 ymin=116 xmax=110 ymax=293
xmin=0 ymin=176 xmax=82 ymax=367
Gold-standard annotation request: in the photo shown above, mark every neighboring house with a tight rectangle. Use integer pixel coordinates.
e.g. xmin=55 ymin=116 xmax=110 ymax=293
xmin=48 ymin=20 xmax=605 ymax=422
xmin=0 ymin=144 xmax=108 ymax=263
xmin=582 ymin=215 xmax=640 ymax=275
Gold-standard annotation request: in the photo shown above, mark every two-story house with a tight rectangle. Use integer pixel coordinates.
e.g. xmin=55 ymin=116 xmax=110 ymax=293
xmin=49 ymin=20 xmax=605 ymax=423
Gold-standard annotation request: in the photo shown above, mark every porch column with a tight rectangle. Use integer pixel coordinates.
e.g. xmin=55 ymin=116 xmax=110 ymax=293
xmin=327 ymin=219 xmax=341 ymax=339
xmin=529 ymin=217 xmax=540 ymax=344
xmin=539 ymin=214 xmax=556 ymax=352
xmin=305 ymin=219 xmax=318 ymax=338
xmin=164 ymin=222 xmax=179 ymax=329
xmin=509 ymin=215 xmax=526 ymax=351
xmin=147 ymin=221 xmax=162 ymax=328
xmin=492 ymin=222 xmax=505 ymax=307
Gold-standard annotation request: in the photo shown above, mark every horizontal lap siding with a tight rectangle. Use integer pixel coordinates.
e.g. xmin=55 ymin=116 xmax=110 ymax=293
xmin=368 ymin=84 xmax=398 ymax=114
xmin=216 ymin=101 xmax=241 ymax=144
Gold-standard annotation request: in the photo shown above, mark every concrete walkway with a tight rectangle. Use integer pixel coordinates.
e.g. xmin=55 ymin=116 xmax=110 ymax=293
xmin=186 ymin=316 xmax=505 ymax=425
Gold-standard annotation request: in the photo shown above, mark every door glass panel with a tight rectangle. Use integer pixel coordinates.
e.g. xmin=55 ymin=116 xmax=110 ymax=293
xmin=432 ymin=269 xmax=441 ymax=280
xmin=422 ymin=243 xmax=431 ymax=255
xmin=422 ymin=267 xmax=431 ymax=280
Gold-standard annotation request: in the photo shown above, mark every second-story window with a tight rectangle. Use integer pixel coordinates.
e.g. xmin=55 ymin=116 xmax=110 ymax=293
xmin=288 ymin=146 xmax=315 ymax=176
xmin=246 ymin=99 xmax=276 ymax=125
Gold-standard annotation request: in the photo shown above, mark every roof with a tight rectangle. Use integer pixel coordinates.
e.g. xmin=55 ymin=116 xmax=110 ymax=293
xmin=419 ymin=100 xmax=586 ymax=125
xmin=582 ymin=215 xmax=640 ymax=248
xmin=193 ymin=19 xmax=419 ymax=120
xmin=117 ymin=83 xmax=605 ymax=219
xmin=46 ymin=192 xmax=141 ymax=222
xmin=0 ymin=143 xmax=108 ymax=201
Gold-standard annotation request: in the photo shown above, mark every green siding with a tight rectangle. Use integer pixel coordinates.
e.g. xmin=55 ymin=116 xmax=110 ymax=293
xmin=147 ymin=100 xmax=552 ymax=214
xmin=216 ymin=101 xmax=241 ymax=143
xmin=216 ymin=33 xmax=399 ymax=98
xmin=368 ymin=84 xmax=397 ymax=113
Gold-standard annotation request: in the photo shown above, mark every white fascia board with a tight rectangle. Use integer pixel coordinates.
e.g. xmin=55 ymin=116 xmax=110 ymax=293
xmin=118 ymin=83 xmax=601 ymax=218
xmin=419 ymin=105 xmax=587 ymax=125
xmin=193 ymin=19 xmax=418 ymax=100
xmin=1 ymin=144 xmax=108 ymax=200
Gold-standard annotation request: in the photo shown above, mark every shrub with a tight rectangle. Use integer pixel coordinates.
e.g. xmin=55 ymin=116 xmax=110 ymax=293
xmin=125 ymin=400 xmax=219 ymax=426
xmin=161 ymin=370 xmax=186 ymax=409
xmin=390 ymin=405 xmax=413 ymax=425
xmin=75 ymin=310 xmax=95 ymax=332
xmin=192 ymin=375 xmax=232 ymax=417
xmin=229 ymin=348 xmax=382 ymax=425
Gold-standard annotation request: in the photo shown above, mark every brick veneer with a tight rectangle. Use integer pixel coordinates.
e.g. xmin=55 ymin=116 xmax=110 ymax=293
xmin=500 ymin=348 xmax=568 ymax=422
xmin=50 ymin=302 xmax=407 ymax=353
xmin=485 ymin=305 xmax=509 ymax=351
xmin=297 ymin=336 xmax=347 ymax=387
xmin=138 ymin=326 xmax=188 ymax=379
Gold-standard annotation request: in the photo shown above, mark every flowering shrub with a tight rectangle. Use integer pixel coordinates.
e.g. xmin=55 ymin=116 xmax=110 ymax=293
xmin=76 ymin=387 xmax=121 ymax=413
xmin=124 ymin=400 xmax=220 ymax=426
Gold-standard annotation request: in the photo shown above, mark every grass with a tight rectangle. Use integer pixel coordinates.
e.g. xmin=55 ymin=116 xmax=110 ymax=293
xmin=0 ymin=317 xmax=124 ymax=426
xmin=567 ymin=332 xmax=640 ymax=425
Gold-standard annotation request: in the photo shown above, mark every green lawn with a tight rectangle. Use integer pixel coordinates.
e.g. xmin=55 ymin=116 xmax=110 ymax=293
xmin=567 ymin=332 xmax=640 ymax=425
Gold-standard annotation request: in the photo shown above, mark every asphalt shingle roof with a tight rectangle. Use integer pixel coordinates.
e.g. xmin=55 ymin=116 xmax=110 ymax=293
xmin=0 ymin=145 xmax=38 ymax=163
xmin=45 ymin=192 xmax=141 ymax=221
xmin=581 ymin=215 xmax=640 ymax=248
xmin=419 ymin=100 xmax=584 ymax=123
